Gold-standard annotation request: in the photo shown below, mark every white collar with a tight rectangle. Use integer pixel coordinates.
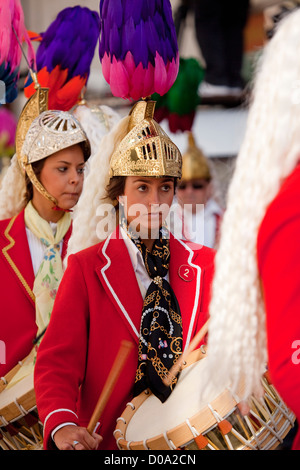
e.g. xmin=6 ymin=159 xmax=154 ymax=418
xmin=120 ymin=226 xmax=144 ymax=274
xmin=120 ymin=226 xmax=169 ymax=297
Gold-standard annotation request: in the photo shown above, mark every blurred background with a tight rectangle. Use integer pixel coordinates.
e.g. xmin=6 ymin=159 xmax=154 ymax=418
xmin=0 ymin=0 xmax=288 ymax=206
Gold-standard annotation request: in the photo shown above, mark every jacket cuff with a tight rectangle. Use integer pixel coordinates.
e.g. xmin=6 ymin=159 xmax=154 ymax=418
xmin=43 ymin=409 xmax=79 ymax=450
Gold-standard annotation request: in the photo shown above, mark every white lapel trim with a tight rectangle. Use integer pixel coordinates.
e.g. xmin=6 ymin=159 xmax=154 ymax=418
xmin=101 ymin=234 xmax=140 ymax=339
xmin=174 ymin=237 xmax=202 ymax=352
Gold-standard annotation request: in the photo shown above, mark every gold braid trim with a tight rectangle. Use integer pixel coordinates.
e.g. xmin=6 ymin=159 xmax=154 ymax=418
xmin=2 ymin=216 xmax=35 ymax=302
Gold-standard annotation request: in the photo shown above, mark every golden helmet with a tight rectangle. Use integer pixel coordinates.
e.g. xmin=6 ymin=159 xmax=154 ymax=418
xmin=109 ymin=100 xmax=182 ymax=179
xmin=181 ymin=132 xmax=211 ymax=181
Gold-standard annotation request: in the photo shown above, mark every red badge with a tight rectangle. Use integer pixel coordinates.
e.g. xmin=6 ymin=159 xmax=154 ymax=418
xmin=178 ymin=265 xmax=195 ymax=282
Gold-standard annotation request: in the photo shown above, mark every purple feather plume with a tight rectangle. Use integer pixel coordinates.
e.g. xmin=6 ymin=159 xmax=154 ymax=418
xmin=36 ymin=6 xmax=100 ymax=81
xmin=99 ymin=0 xmax=179 ymax=100
xmin=24 ymin=6 xmax=100 ymax=111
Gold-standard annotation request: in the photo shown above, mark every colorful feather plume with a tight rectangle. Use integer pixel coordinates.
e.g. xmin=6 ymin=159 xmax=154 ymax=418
xmin=0 ymin=0 xmax=35 ymax=103
xmin=153 ymin=57 xmax=204 ymax=133
xmin=24 ymin=6 xmax=100 ymax=111
xmin=99 ymin=0 xmax=179 ymax=101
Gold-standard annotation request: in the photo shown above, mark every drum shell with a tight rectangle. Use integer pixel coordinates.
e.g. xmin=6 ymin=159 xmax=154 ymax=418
xmin=0 ymin=356 xmax=43 ymax=450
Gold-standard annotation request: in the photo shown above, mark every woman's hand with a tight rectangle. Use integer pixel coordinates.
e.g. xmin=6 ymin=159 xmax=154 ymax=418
xmin=53 ymin=425 xmax=103 ymax=450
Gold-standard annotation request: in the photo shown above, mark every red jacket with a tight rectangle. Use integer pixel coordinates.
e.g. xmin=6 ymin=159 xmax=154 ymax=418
xmin=34 ymin=227 xmax=215 ymax=450
xmin=0 ymin=210 xmax=71 ymax=376
xmin=257 ymin=163 xmax=300 ymax=450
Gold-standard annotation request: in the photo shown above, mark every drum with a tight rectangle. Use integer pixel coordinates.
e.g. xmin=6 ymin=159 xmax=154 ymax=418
xmin=0 ymin=352 xmax=43 ymax=450
xmin=114 ymin=348 xmax=295 ymax=450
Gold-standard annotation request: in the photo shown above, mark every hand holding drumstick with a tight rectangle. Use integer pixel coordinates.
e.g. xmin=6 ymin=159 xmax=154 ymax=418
xmin=53 ymin=340 xmax=134 ymax=450
xmin=53 ymin=425 xmax=102 ymax=451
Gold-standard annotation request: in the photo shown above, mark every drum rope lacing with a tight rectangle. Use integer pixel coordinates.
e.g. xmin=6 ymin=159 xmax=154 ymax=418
xmin=126 ymin=439 xmax=133 ymax=450
xmin=208 ymin=399 xmax=286 ymax=450
xmin=1 ymin=361 xmax=24 ymax=386
xmin=229 ymin=390 xmax=262 ymax=448
xmin=115 ymin=404 xmax=135 ymax=450
xmin=230 ymin=388 xmax=294 ymax=448
xmin=13 ymin=398 xmax=41 ymax=446
xmin=0 ymin=429 xmax=17 ymax=450
xmin=142 ymin=439 xmax=150 ymax=450
xmin=260 ymin=390 xmax=294 ymax=425
xmin=185 ymin=418 xmax=216 ymax=450
xmin=207 ymin=404 xmax=257 ymax=450
xmin=163 ymin=431 xmax=177 ymax=450
xmin=207 ymin=404 xmax=234 ymax=450
xmin=0 ymin=415 xmax=22 ymax=450
xmin=126 ymin=401 xmax=135 ymax=410
xmin=0 ymin=411 xmax=39 ymax=449
xmin=256 ymin=395 xmax=283 ymax=436
xmin=114 ymin=420 xmax=152 ymax=450
xmin=247 ymin=408 xmax=283 ymax=444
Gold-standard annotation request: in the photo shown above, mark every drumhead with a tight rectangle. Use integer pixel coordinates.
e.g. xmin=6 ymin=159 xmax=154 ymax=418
xmin=126 ymin=356 xmax=230 ymax=442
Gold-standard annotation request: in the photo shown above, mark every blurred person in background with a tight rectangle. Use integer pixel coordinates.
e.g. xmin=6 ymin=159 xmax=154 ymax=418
xmin=175 ymin=132 xmax=223 ymax=249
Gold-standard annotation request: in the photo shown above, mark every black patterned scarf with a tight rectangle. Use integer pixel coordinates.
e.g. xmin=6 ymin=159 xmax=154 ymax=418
xmin=121 ymin=218 xmax=183 ymax=403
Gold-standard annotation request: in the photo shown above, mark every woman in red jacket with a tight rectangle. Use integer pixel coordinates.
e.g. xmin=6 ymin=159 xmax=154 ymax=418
xmin=204 ymin=9 xmax=300 ymax=450
xmin=34 ymin=99 xmax=215 ymax=450
xmin=0 ymin=106 xmax=91 ymax=378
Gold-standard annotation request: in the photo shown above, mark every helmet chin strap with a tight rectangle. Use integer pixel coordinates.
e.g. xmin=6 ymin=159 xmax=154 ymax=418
xmin=52 ymin=206 xmax=73 ymax=213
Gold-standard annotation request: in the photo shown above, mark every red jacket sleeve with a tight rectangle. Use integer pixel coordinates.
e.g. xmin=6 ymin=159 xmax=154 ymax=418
xmin=257 ymin=165 xmax=300 ymax=448
xmin=34 ymin=254 xmax=89 ymax=449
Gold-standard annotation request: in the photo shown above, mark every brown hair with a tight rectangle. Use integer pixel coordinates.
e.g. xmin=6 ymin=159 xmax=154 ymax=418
xmin=105 ymin=176 xmax=126 ymax=207
xmin=25 ymin=159 xmax=45 ymax=202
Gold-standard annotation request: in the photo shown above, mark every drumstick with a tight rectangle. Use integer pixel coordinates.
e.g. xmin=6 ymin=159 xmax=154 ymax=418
xmin=87 ymin=340 xmax=134 ymax=435
xmin=163 ymin=319 xmax=209 ymax=387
